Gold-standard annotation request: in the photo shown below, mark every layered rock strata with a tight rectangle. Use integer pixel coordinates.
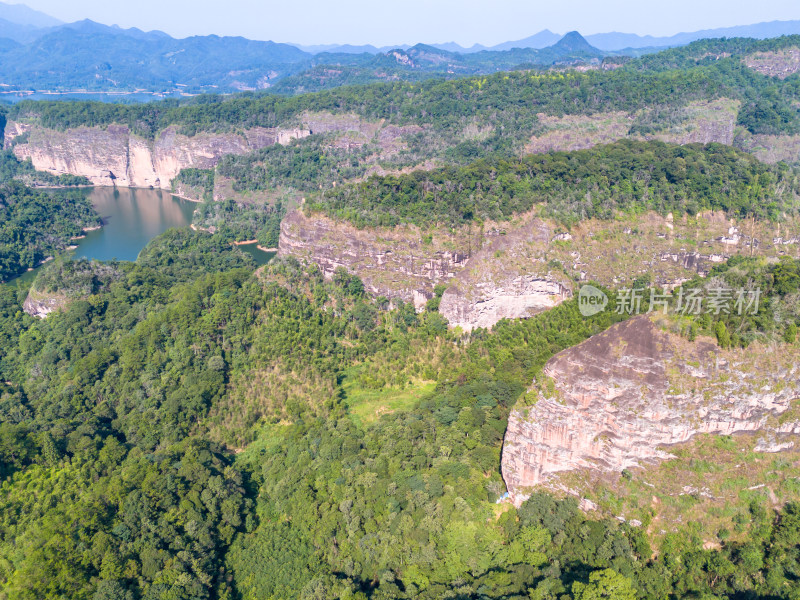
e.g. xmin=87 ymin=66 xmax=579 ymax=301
xmin=281 ymin=207 xmax=800 ymax=329
xmin=7 ymin=122 xmax=310 ymax=189
xmin=501 ymin=315 xmax=800 ymax=506
xmin=279 ymin=209 xmax=470 ymax=308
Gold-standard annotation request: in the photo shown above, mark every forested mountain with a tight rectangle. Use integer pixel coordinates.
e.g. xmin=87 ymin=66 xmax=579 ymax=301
xmin=0 ymin=26 xmax=612 ymax=96
xmin=3 ymin=27 xmax=800 ymax=600
xmin=0 ymin=0 xmax=795 ymax=97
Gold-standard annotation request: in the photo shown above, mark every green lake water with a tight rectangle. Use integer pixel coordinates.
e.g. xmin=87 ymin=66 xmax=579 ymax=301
xmin=237 ymin=243 xmax=277 ymax=266
xmin=13 ymin=187 xmax=274 ymax=283
xmin=73 ymin=187 xmax=196 ymax=262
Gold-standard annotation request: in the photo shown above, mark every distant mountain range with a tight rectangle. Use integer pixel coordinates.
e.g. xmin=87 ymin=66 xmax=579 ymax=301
xmin=0 ymin=1 xmax=796 ymax=99
xmin=293 ymin=20 xmax=800 ymax=54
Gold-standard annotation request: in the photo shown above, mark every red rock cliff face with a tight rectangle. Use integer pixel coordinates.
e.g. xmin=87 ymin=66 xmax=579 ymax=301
xmin=280 ymin=207 xmax=800 ymax=329
xmin=501 ymin=316 xmax=800 ymax=506
xmin=6 ymin=122 xmax=310 ymax=189
xmin=279 ymin=209 xmax=469 ymax=308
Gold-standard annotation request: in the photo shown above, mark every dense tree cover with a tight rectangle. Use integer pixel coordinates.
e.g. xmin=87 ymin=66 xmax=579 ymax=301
xmin=311 ymin=140 xmax=800 ymax=227
xmin=192 ymin=198 xmax=287 ymax=248
xmin=172 ymin=167 xmax=215 ymax=202
xmin=630 ymin=34 xmax=800 ymax=73
xmin=6 ymin=33 xmax=800 ymax=142
xmin=6 ymin=39 xmax=800 ymax=221
xmin=31 ymin=257 xmax=122 ymax=298
xmin=0 ymin=26 xmax=620 ymax=96
xmin=0 ymin=67 xmax=730 ymax=139
xmin=1 ymin=227 xmax=800 ymax=598
xmin=0 ymin=440 xmax=250 ymax=600
xmin=0 ymin=182 xmax=100 ymax=281
xmin=673 ymin=255 xmax=800 ymax=348
xmin=175 ymin=136 xmax=373 ymax=246
xmin=267 ymin=40 xmax=608 ymax=96
xmin=624 ymin=36 xmax=800 ymax=135
xmin=215 ymin=135 xmax=374 ymax=192
xmin=0 ymin=149 xmax=91 ymax=187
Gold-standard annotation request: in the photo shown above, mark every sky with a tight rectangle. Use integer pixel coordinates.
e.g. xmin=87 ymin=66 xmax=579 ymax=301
xmin=16 ymin=0 xmax=800 ymax=46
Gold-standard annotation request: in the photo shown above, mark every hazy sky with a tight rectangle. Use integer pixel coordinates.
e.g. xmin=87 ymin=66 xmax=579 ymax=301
xmin=17 ymin=0 xmax=800 ymax=45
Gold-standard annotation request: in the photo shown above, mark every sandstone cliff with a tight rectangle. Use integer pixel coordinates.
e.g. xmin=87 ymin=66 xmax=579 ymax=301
xmin=4 ymin=110 xmax=423 ymax=194
xmin=438 ymin=215 xmax=573 ymax=331
xmin=501 ymin=316 xmax=800 ymax=506
xmin=282 ymin=203 xmax=800 ymax=330
xmin=279 ymin=209 xmax=470 ymax=308
xmin=6 ymin=121 xmax=311 ymax=190
xmin=280 ymin=208 xmax=576 ymax=323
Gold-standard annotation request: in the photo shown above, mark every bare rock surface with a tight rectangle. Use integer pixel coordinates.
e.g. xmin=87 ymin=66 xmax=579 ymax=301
xmin=280 ymin=206 xmax=800 ymax=329
xmin=524 ymin=99 xmax=740 ymax=156
xmin=439 ymin=214 xmax=572 ymax=330
xmin=22 ymin=292 xmax=68 ymax=318
xmin=279 ymin=209 xmax=470 ymax=308
xmin=7 ymin=122 xmax=311 ymax=190
xmin=441 ymin=276 xmax=571 ymax=331
xmin=501 ymin=315 xmax=800 ymax=506
xmin=745 ymin=47 xmax=800 ymax=79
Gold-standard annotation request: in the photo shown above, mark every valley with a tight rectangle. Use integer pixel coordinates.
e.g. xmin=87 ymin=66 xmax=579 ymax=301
xmin=2 ymin=21 xmax=800 ymax=600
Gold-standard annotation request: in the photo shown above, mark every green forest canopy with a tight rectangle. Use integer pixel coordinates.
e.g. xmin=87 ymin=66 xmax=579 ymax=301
xmin=5 ymin=35 xmax=800 ymax=139
xmin=0 ymin=226 xmax=799 ymax=597
xmin=310 ymin=140 xmax=800 ymax=228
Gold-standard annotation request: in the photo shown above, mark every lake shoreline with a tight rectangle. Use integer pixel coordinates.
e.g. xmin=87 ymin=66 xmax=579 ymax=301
xmin=232 ymin=239 xmax=279 ymax=253
xmin=36 ymin=184 xmax=204 ymax=204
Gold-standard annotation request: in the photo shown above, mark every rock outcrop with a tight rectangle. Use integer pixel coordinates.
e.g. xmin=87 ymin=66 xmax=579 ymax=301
xmin=524 ymin=99 xmax=740 ymax=158
xmin=22 ymin=260 xmax=122 ymax=318
xmin=441 ymin=276 xmax=571 ymax=331
xmin=5 ymin=111 xmax=423 ymax=194
xmin=22 ymin=292 xmax=68 ymax=318
xmin=501 ymin=316 xmax=800 ymax=506
xmin=439 ymin=215 xmax=573 ymax=331
xmin=745 ymin=47 xmax=800 ymax=79
xmin=280 ymin=207 xmax=800 ymax=329
xmin=7 ymin=122 xmax=310 ymax=189
xmin=279 ymin=209 xmax=470 ymax=308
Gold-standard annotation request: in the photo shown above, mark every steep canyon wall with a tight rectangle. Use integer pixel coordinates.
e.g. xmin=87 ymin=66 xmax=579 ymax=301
xmin=5 ymin=121 xmax=310 ymax=189
xmin=501 ymin=316 xmax=800 ymax=506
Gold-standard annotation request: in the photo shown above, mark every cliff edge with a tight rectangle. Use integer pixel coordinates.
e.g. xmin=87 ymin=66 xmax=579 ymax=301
xmin=501 ymin=315 xmax=800 ymax=506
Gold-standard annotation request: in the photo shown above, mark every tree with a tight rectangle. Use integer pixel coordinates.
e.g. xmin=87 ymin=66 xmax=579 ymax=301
xmin=572 ymin=569 xmax=637 ymax=600
xmin=714 ymin=321 xmax=731 ymax=348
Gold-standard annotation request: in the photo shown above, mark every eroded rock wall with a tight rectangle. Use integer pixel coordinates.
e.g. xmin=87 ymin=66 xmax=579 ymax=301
xmin=280 ymin=207 xmax=800 ymax=330
xmin=279 ymin=209 xmax=470 ymax=308
xmin=501 ymin=316 xmax=800 ymax=506
xmin=7 ymin=122 xmax=311 ymax=189
xmin=439 ymin=215 xmax=573 ymax=331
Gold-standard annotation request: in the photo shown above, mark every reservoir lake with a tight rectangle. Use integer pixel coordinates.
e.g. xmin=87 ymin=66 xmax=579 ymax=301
xmin=16 ymin=187 xmax=274 ymax=283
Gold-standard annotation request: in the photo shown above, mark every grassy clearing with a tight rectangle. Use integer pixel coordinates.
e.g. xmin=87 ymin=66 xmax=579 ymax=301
xmin=342 ymin=367 xmax=437 ymax=425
